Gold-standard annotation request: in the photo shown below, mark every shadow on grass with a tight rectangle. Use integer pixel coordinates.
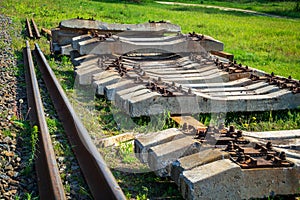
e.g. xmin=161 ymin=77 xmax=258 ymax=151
xmin=90 ymin=0 xmax=146 ymax=4
xmin=52 ymin=67 xmax=74 ymax=88
xmin=46 ymin=54 xmax=75 ymax=91
xmin=264 ymin=10 xmax=300 ymax=19
xmin=156 ymin=0 xmax=300 ymax=18
xmin=170 ymin=5 xmax=269 ymax=18
xmin=112 ymin=170 xmax=183 ymax=199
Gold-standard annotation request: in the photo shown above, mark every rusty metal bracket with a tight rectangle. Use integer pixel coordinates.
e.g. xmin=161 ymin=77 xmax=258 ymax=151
xmin=146 ymin=80 xmax=195 ymax=97
xmin=188 ymin=31 xmax=204 ymax=41
xmin=193 ymin=124 xmax=250 ymax=145
xmin=215 ymin=59 xmax=252 ymax=74
xmin=224 ymin=142 xmax=294 ymax=169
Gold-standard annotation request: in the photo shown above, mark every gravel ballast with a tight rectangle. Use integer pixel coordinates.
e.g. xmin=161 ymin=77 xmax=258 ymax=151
xmin=0 ymin=14 xmax=39 ymax=199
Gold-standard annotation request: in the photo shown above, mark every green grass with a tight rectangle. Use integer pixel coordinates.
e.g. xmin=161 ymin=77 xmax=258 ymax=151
xmin=197 ymin=109 xmax=300 ymax=131
xmin=112 ymin=170 xmax=183 ymax=199
xmin=22 ymin=125 xmax=38 ymax=176
xmin=1 ymin=0 xmax=300 ymax=80
xmin=118 ymin=141 xmax=138 ymax=164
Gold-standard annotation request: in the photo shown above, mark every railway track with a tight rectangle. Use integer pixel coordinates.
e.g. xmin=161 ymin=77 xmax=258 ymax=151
xmin=23 ymin=41 xmax=126 ymax=199
xmin=25 ymin=18 xmax=41 ymax=39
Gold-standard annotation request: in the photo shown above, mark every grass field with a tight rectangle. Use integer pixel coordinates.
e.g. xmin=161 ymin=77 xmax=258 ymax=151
xmin=1 ymin=0 xmax=300 ymax=80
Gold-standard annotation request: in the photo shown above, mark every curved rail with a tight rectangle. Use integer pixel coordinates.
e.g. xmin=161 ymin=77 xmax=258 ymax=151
xmin=23 ymin=41 xmax=66 ymax=199
xmin=33 ymin=43 xmax=126 ymax=200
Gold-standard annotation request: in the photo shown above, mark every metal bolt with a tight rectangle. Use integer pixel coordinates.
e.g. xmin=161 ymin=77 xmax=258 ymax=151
xmin=229 ymin=125 xmax=235 ymax=133
xmin=266 ymin=141 xmax=273 ymax=150
xmin=236 ymin=130 xmax=242 ymax=138
xmin=178 ymin=85 xmax=182 ymax=92
xmin=266 ymin=154 xmax=274 ymax=160
xmin=219 ymin=63 xmax=224 ymax=69
xmin=160 ymin=87 xmax=166 ymax=95
xmin=260 ymin=146 xmax=267 ymax=153
xmin=182 ymin=123 xmax=188 ymax=131
xmin=153 ymin=85 xmax=158 ymax=91
xmin=214 ymin=58 xmax=219 ymax=66
xmin=226 ymin=141 xmax=234 ymax=151
xmin=237 ymin=153 xmax=245 ymax=162
xmin=158 ymin=77 xmax=162 ymax=83
xmin=135 ymin=76 xmax=142 ymax=83
xmin=279 ymin=152 xmax=286 ymax=160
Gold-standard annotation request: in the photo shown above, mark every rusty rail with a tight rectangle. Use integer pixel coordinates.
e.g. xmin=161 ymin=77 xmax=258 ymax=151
xmin=26 ymin=18 xmax=33 ymax=38
xmin=31 ymin=18 xmax=41 ymax=39
xmin=25 ymin=18 xmax=41 ymax=39
xmin=23 ymin=40 xmax=66 ymax=199
xmin=33 ymin=43 xmax=126 ymax=200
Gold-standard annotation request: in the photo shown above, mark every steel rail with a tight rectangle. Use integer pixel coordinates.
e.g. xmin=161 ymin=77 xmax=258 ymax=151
xmin=33 ymin=43 xmax=126 ymax=200
xmin=31 ymin=18 xmax=41 ymax=39
xmin=23 ymin=41 xmax=66 ymax=199
xmin=26 ymin=18 xmax=33 ymax=38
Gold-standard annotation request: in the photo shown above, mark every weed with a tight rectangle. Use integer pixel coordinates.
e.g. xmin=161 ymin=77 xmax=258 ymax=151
xmin=18 ymin=98 xmax=24 ymax=120
xmin=22 ymin=125 xmax=38 ymax=175
xmin=125 ymin=191 xmax=132 ymax=199
xmin=117 ymin=141 xmax=138 ymax=164
xmin=136 ymin=192 xmax=148 ymax=200
xmin=229 ymin=109 xmax=300 ymax=131
xmin=24 ymin=192 xmax=38 ymax=200
xmin=112 ymin=170 xmax=183 ymax=199
xmin=65 ymin=183 xmax=71 ymax=193
xmin=46 ymin=117 xmax=59 ymax=134
xmin=79 ymin=186 xmax=92 ymax=199
xmin=3 ymin=129 xmax=12 ymax=137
